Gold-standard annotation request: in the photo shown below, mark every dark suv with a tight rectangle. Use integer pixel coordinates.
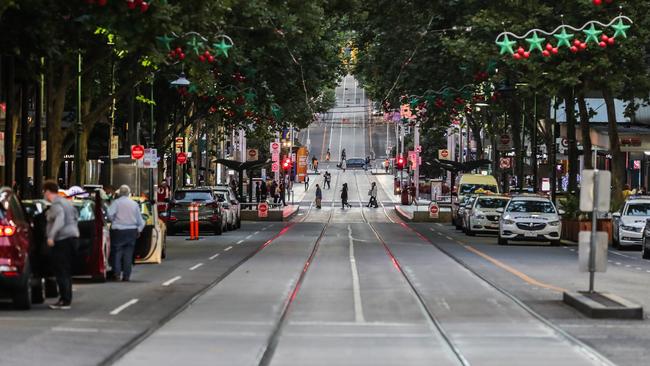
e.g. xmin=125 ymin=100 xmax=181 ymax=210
xmin=0 ymin=188 xmax=38 ymax=309
xmin=162 ymin=188 xmax=226 ymax=235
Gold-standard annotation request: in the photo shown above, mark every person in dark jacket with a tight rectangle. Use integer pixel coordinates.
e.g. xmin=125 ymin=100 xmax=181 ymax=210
xmin=255 ymin=182 xmax=261 ymax=203
xmin=341 ymin=183 xmax=351 ymax=209
xmin=261 ymin=180 xmax=268 ymax=201
xmin=315 ymin=184 xmax=323 ymax=209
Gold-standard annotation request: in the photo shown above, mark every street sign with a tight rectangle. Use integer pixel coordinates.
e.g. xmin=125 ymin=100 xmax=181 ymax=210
xmin=499 ymin=157 xmax=512 ymax=170
xmin=175 ymin=137 xmax=185 ymax=152
xmin=110 ymin=136 xmax=119 ymax=159
xmin=271 ymin=162 xmax=279 ymax=172
xmin=415 ymin=145 xmax=422 ymax=153
xmin=131 ymin=145 xmax=145 ymax=160
xmin=497 ymin=134 xmax=512 ymax=151
xmin=247 ymin=148 xmax=259 ymax=161
xmin=429 ymin=202 xmax=440 ymax=219
xmin=143 ymin=148 xmax=158 ymax=169
xmin=579 ymin=170 xmax=611 ymax=212
xmin=0 ymin=132 xmax=4 ymax=166
xmin=272 ymin=152 xmax=280 ymax=162
xmin=438 ymin=149 xmax=449 ymax=160
xmin=258 ymin=202 xmax=269 ymax=218
xmin=176 ymin=152 xmax=188 ymax=165
xmin=270 ymin=141 xmax=280 ymax=155
xmin=579 ymin=231 xmax=608 ymax=273
xmin=541 ymin=178 xmax=551 ymax=192
xmin=261 ymin=168 xmax=267 ymax=181
xmin=633 ymin=160 xmax=641 ymax=170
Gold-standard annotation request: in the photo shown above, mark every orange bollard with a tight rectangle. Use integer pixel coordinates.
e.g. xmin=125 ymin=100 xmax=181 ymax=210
xmin=189 ymin=203 xmax=199 ymax=240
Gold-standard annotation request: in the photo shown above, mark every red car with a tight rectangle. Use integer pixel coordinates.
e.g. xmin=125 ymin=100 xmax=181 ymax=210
xmin=0 ymin=188 xmax=38 ymax=309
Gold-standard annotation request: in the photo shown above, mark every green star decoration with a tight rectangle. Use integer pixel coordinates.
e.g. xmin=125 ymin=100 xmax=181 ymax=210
xmin=496 ymin=35 xmax=517 ymax=55
xmin=612 ymin=19 xmax=631 ymax=39
xmin=583 ymin=24 xmax=603 ymax=44
xmin=526 ymin=32 xmax=545 ymax=53
xmin=271 ymin=104 xmax=283 ymax=119
xmin=156 ymin=34 xmax=174 ymax=51
xmin=213 ymin=39 xmax=233 ymax=58
xmin=187 ymin=36 xmax=204 ymax=55
xmin=553 ymin=28 xmax=574 ymax=48
xmin=244 ymin=90 xmax=257 ymax=103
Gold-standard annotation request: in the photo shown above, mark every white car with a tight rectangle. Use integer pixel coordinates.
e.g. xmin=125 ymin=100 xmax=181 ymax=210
xmin=455 ymin=195 xmax=476 ymax=230
xmin=463 ymin=196 xmax=511 ymax=236
xmin=613 ymin=197 xmax=650 ymax=248
xmin=214 ymin=186 xmax=241 ymax=230
xmin=497 ymin=195 xmax=563 ymax=246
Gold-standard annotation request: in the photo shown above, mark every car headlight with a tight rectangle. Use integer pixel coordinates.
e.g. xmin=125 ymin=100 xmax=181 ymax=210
xmin=621 ymin=225 xmax=643 ymax=233
xmin=548 ymin=220 xmax=560 ymax=227
xmin=473 ymin=211 xmax=485 ymax=219
xmin=502 ymin=219 xmax=515 ymax=225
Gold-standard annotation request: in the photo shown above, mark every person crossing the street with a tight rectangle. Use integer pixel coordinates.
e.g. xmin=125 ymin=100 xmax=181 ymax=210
xmin=315 ymin=184 xmax=322 ymax=209
xmin=107 ymin=185 xmax=145 ymax=282
xmin=44 ymin=180 xmax=80 ymax=310
xmin=341 ymin=183 xmax=352 ymax=209
xmin=305 ymin=175 xmax=310 ymax=191
xmin=324 ymin=171 xmax=331 ymax=189
xmin=367 ymin=182 xmax=379 ymax=208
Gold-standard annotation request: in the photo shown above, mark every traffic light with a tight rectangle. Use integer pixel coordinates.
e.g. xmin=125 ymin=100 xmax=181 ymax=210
xmin=396 ymin=155 xmax=405 ymax=170
xmin=282 ymin=157 xmax=292 ymax=172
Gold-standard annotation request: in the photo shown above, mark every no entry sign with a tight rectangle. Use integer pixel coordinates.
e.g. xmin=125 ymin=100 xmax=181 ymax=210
xmin=429 ymin=202 xmax=440 ymax=219
xmin=438 ymin=149 xmax=449 ymax=160
xmin=176 ymin=152 xmax=188 ymax=165
xmin=131 ymin=145 xmax=145 ymax=160
xmin=258 ymin=202 xmax=269 ymax=218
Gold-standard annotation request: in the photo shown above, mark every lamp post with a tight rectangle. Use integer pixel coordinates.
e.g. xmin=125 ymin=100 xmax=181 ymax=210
xmin=170 ymin=72 xmax=191 ymax=194
xmin=75 ymin=52 xmax=83 ymax=185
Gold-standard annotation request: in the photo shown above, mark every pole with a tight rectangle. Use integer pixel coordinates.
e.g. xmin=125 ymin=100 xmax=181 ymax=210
xmin=5 ymin=55 xmax=15 ymax=187
xmin=149 ymin=75 xmax=155 ymax=197
xmin=414 ymin=123 xmax=420 ymax=201
xmin=108 ymin=49 xmax=116 ymax=186
xmin=34 ymin=58 xmax=44 ymax=194
xmin=532 ymin=93 xmax=538 ymax=193
xmin=19 ymin=84 xmax=29 ymax=198
xmin=550 ymin=97 xmax=558 ymax=203
xmin=274 ymin=132 xmax=280 ymax=182
xmin=589 ymin=169 xmax=599 ymax=293
xmin=75 ymin=52 xmax=83 ymax=185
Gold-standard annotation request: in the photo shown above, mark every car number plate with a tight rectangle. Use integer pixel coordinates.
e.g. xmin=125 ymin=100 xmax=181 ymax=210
xmin=524 ymin=232 xmax=537 ymax=238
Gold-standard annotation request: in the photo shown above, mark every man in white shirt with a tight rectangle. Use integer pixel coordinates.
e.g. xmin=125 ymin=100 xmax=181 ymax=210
xmin=107 ymin=185 xmax=145 ymax=281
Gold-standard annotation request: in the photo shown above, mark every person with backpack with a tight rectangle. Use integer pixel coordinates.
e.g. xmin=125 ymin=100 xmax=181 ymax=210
xmin=43 ymin=180 xmax=80 ymax=310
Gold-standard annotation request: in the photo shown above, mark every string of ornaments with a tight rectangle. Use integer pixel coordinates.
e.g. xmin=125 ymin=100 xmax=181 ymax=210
xmin=495 ymin=15 xmax=633 ymax=60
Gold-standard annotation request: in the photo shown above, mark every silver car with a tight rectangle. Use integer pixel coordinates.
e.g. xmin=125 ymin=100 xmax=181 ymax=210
xmin=498 ymin=195 xmax=563 ymax=246
xmin=612 ymin=197 xmax=650 ymax=249
xmin=463 ymin=196 xmax=510 ymax=236
xmin=214 ymin=186 xmax=241 ymax=230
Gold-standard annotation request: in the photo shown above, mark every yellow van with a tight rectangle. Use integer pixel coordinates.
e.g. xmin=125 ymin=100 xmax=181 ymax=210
xmin=452 ymin=174 xmax=499 ymax=229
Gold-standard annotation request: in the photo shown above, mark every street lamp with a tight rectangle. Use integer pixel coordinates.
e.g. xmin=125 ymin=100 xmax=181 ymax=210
xmin=169 ymin=72 xmax=191 ymax=195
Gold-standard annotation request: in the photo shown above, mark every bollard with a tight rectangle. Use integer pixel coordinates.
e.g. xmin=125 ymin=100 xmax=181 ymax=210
xmin=188 ymin=202 xmax=200 ymax=240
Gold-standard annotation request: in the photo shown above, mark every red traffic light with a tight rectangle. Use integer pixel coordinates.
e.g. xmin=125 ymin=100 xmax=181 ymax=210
xmin=282 ymin=158 xmax=292 ymax=171
xmin=396 ymin=156 xmax=405 ymax=170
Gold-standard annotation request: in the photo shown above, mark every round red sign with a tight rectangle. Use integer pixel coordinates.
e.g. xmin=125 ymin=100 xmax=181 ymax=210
xmin=176 ymin=152 xmax=188 ymax=165
xmin=271 ymin=142 xmax=280 ymax=150
xmin=500 ymin=134 xmax=511 ymax=145
xmin=430 ymin=205 xmax=439 ymax=214
xmin=131 ymin=145 xmax=145 ymax=160
xmin=441 ymin=150 xmax=449 ymax=158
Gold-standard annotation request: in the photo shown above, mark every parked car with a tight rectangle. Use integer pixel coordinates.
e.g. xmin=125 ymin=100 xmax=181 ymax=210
xmin=213 ymin=186 xmax=241 ymax=230
xmin=453 ymin=195 xmax=476 ymax=230
xmin=162 ymin=188 xmax=226 ymax=235
xmin=612 ymin=196 xmax=650 ymax=249
xmin=463 ymin=195 xmax=510 ymax=236
xmin=0 ymin=188 xmax=40 ymax=309
xmin=346 ymin=158 xmax=367 ymax=169
xmin=132 ymin=197 xmax=167 ymax=264
xmin=497 ymin=195 xmax=563 ymax=246
xmin=641 ymin=220 xmax=650 ymax=259
xmin=452 ymin=174 xmax=500 ymax=225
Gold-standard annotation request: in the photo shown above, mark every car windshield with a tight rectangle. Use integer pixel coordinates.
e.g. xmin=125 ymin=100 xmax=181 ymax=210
xmin=476 ymin=198 xmax=509 ymax=209
xmin=625 ymin=203 xmax=650 ymax=216
xmin=506 ymin=200 xmax=556 ymax=214
xmin=460 ymin=184 xmax=498 ymax=194
xmin=174 ymin=191 xmax=213 ymax=202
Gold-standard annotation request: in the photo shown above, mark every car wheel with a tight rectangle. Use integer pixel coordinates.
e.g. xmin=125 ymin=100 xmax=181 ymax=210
xmin=31 ymin=277 xmax=45 ymax=305
xmin=45 ymin=278 xmax=59 ymax=298
xmin=214 ymin=222 xmax=223 ymax=236
xmin=498 ymin=235 xmax=508 ymax=246
xmin=236 ymin=217 xmax=241 ymax=229
xmin=612 ymin=228 xmax=621 ymax=249
xmin=13 ymin=266 xmax=32 ymax=310
xmin=92 ymin=267 xmax=107 ymax=283
xmin=643 ymin=241 xmax=650 ymax=259
xmin=161 ymin=239 xmax=167 ymax=260
xmin=455 ymin=219 xmax=462 ymax=230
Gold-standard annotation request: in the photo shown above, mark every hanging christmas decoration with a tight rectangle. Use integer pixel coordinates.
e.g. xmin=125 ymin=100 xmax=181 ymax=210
xmin=495 ymin=15 xmax=633 ymax=60
xmin=592 ymin=0 xmax=615 ymax=6
xmin=213 ymin=35 xmax=234 ymax=58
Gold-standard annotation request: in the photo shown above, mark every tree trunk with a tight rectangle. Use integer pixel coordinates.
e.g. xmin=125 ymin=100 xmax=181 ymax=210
xmin=577 ymin=93 xmax=593 ymax=169
xmin=46 ymin=64 xmax=71 ymax=181
xmin=566 ymin=94 xmax=579 ymax=193
xmin=603 ymin=88 xmax=625 ymax=209
xmin=509 ymin=98 xmax=523 ymax=190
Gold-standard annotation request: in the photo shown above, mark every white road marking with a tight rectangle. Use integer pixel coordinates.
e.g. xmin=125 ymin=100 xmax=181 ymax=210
xmin=435 ymin=223 xmax=443 ymax=227
xmin=189 ymin=263 xmax=204 ymax=271
xmin=236 ymin=240 xmax=245 ymax=245
xmin=615 ymin=262 xmax=622 ymax=266
xmin=162 ymin=276 xmax=182 ymax=286
xmin=445 ymin=236 xmax=454 ymax=241
xmin=254 ymin=231 xmax=260 ymax=235
xmin=625 ymin=265 xmax=631 ymax=268
xmin=224 ymin=246 xmax=233 ymax=251
xmin=245 ymin=235 xmax=253 ymax=240
xmin=348 ymin=225 xmax=365 ymax=323
xmin=609 ymin=250 xmax=637 ymax=259
xmin=109 ymin=299 xmax=139 ymax=315
xmin=209 ymin=253 xmax=220 ymax=260
xmin=636 ymin=267 xmax=643 ymax=271
xmin=51 ymin=327 xmax=138 ymax=334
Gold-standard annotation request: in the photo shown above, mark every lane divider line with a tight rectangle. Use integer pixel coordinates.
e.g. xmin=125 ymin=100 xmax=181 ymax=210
xmin=109 ymin=299 xmax=139 ymax=316
xmin=189 ymin=263 xmax=204 ymax=271
xmin=162 ymin=276 xmax=182 ymax=287
xmin=348 ymin=225 xmax=366 ymax=323
xmin=236 ymin=240 xmax=245 ymax=245
xmin=224 ymin=246 xmax=233 ymax=252
xmin=246 ymin=235 xmax=253 ymax=240
xmin=209 ymin=253 xmax=220 ymax=260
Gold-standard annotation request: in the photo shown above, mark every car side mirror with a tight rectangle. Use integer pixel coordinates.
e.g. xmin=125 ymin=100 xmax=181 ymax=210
xmin=558 ymin=209 xmax=566 ymax=216
xmin=496 ymin=208 xmax=504 ymax=213
xmin=612 ymin=212 xmax=621 ymax=218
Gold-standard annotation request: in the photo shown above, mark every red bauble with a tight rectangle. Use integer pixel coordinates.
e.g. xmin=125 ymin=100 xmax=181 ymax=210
xmin=135 ymin=0 xmax=143 ymax=5
xmin=570 ymin=46 xmax=578 ymax=53
xmin=512 ymin=53 xmax=521 ymax=60
xmin=204 ymin=50 xmax=211 ymax=57
xmin=552 ymin=47 xmax=559 ymax=55
xmin=178 ymin=52 xmax=186 ymax=60
xmin=599 ymin=41 xmax=607 ymax=48
xmin=140 ymin=1 xmax=149 ymax=12
xmin=607 ymin=37 xmax=615 ymax=46
xmin=208 ymin=55 xmax=215 ymax=63
xmin=523 ymin=51 xmax=530 ymax=59
xmin=542 ymin=50 xmax=550 ymax=57
xmin=580 ymin=42 xmax=587 ymax=50
xmin=593 ymin=0 xmax=602 ymax=5
xmin=97 ymin=0 xmax=107 ymax=5
xmin=601 ymin=35 xmax=609 ymax=42
xmin=198 ymin=55 xmax=206 ymax=62
xmin=573 ymin=39 xmax=581 ymax=47
xmin=126 ymin=0 xmax=136 ymax=10
xmin=517 ymin=47 xmax=525 ymax=55
xmin=545 ymin=43 xmax=553 ymax=51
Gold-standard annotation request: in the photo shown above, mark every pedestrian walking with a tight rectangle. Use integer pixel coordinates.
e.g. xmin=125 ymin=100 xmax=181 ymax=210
xmin=341 ymin=159 xmax=347 ymax=172
xmin=365 ymin=156 xmax=370 ymax=171
xmin=367 ymin=182 xmax=379 ymax=208
xmin=305 ymin=175 xmax=310 ymax=191
xmin=326 ymin=148 xmax=331 ymax=161
xmin=107 ymin=185 xmax=145 ymax=282
xmin=315 ymin=184 xmax=323 ymax=209
xmin=341 ymin=183 xmax=352 ymax=209
xmin=255 ymin=182 xmax=261 ymax=203
xmin=43 ymin=180 xmax=80 ymax=310
xmin=324 ymin=171 xmax=331 ymax=189
xmin=271 ymin=180 xmax=278 ymax=203
xmin=261 ymin=180 xmax=268 ymax=201
xmin=384 ymin=158 xmax=390 ymax=173
xmin=279 ymin=182 xmax=287 ymax=206
xmin=341 ymin=148 xmax=346 ymax=161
